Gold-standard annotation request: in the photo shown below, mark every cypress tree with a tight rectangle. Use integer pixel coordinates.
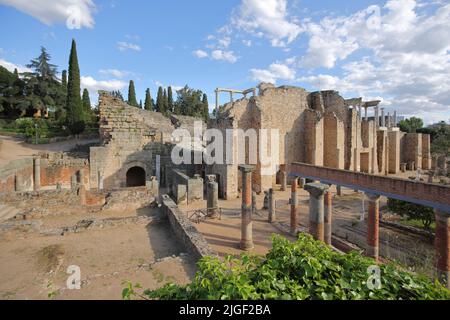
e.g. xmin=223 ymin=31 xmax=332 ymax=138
xmin=202 ymin=93 xmax=209 ymax=122
xmin=163 ymin=88 xmax=168 ymax=114
xmin=127 ymin=80 xmax=138 ymax=107
xmin=156 ymin=86 xmax=163 ymax=113
xmin=66 ymin=39 xmax=84 ymax=133
xmin=144 ymin=88 xmax=152 ymax=110
xmin=82 ymin=88 xmax=91 ymax=115
xmin=139 ymin=99 xmax=142 ymax=109
xmin=13 ymin=68 xmax=19 ymax=79
xmin=168 ymin=86 xmax=174 ymax=113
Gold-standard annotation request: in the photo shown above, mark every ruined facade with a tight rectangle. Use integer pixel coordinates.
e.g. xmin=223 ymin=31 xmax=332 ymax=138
xmin=209 ymin=83 xmax=432 ymax=198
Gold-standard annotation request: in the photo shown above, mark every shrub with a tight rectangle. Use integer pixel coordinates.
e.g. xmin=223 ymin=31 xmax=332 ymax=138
xmin=387 ymin=198 xmax=435 ymax=229
xmin=128 ymin=234 xmax=449 ymax=300
xmin=68 ymin=120 xmax=85 ymax=135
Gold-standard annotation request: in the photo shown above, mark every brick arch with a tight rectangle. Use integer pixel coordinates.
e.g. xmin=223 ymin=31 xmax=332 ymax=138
xmin=120 ymin=161 xmax=150 ymax=187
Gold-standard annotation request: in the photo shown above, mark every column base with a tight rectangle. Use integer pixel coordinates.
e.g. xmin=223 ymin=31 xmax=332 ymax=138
xmin=240 ymin=240 xmax=254 ymax=251
xmin=366 ymin=245 xmax=379 ymax=261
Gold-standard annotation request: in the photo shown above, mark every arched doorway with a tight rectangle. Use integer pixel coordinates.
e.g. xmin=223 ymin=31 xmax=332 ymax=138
xmin=126 ymin=166 xmax=146 ymax=187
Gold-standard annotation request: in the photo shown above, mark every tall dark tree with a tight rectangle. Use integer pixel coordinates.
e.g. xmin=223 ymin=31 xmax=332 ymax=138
xmin=156 ymin=86 xmax=164 ymax=113
xmin=139 ymin=99 xmax=143 ymax=109
xmin=168 ymin=86 xmax=174 ymax=113
xmin=26 ymin=47 xmax=58 ymax=80
xmin=61 ymin=70 xmax=67 ymax=89
xmin=127 ymin=80 xmax=138 ymax=107
xmin=202 ymin=93 xmax=209 ymax=122
xmin=163 ymin=88 xmax=168 ymax=114
xmin=111 ymin=90 xmax=124 ymax=100
xmin=66 ymin=39 xmax=84 ymax=133
xmin=144 ymin=88 xmax=152 ymax=111
xmin=82 ymin=88 xmax=91 ymax=115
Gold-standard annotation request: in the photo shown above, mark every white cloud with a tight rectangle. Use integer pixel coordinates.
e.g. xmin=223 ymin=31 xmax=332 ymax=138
xmin=231 ymin=0 xmax=302 ymax=47
xmin=242 ymin=39 xmax=252 ymax=47
xmin=211 ymin=50 xmax=238 ymax=63
xmin=218 ymin=37 xmax=231 ymax=48
xmin=99 ymin=69 xmax=132 ymax=79
xmin=251 ymin=63 xmax=295 ymax=83
xmin=0 ymin=0 xmax=96 ymax=29
xmin=117 ymin=41 xmax=141 ymax=52
xmin=193 ymin=49 xmax=208 ymax=59
xmin=0 ymin=58 xmax=31 ymax=73
xmin=81 ymin=75 xmax=127 ymax=104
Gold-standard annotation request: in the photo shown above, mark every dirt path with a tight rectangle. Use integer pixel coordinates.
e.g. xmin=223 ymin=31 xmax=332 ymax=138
xmin=0 ymin=135 xmax=99 ymax=166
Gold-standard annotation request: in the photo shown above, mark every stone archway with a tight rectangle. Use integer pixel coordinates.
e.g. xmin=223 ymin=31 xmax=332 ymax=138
xmin=126 ymin=166 xmax=146 ymax=187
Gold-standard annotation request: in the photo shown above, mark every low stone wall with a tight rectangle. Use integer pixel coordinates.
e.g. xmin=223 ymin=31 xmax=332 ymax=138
xmin=161 ymin=194 xmax=215 ymax=260
xmin=171 ymin=169 xmax=203 ymax=204
xmin=0 ymin=158 xmax=34 ymax=193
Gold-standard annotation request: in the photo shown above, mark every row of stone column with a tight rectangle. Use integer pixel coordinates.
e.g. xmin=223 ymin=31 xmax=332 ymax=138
xmin=238 ymin=169 xmax=449 ymax=288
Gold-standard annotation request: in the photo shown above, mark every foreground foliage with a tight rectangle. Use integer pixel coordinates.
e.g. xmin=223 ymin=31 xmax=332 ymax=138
xmin=134 ymin=234 xmax=449 ymax=300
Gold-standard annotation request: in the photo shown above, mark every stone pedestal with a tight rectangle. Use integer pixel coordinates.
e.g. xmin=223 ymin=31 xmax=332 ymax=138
xmin=324 ymin=190 xmax=333 ymax=246
xmin=280 ymin=171 xmax=287 ymax=191
xmin=305 ymin=183 xmax=329 ymax=242
xmin=206 ymin=175 xmax=219 ymax=218
xmin=400 ymin=163 xmax=407 ymax=173
xmin=366 ymin=193 xmax=381 ymax=261
xmin=290 ymin=178 xmax=298 ymax=235
xmin=33 ymin=157 xmax=41 ymax=191
xmin=239 ymin=165 xmax=255 ymax=250
xmin=435 ymin=210 xmax=450 ymax=289
xmin=268 ymin=188 xmax=276 ymax=223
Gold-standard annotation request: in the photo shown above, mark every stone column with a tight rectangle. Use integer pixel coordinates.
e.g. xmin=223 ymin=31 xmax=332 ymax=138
xmin=252 ymin=191 xmax=257 ymax=214
xmin=366 ymin=193 xmax=381 ymax=261
xmin=364 ymin=106 xmax=368 ymax=121
xmin=206 ymin=175 xmax=219 ymax=218
xmin=268 ymin=188 xmax=276 ymax=223
xmin=305 ymin=183 xmax=329 ymax=242
xmin=381 ymin=108 xmax=385 ymax=127
xmin=387 ymin=112 xmax=391 ymax=128
xmin=98 ymin=171 xmax=104 ymax=190
xmin=33 ymin=157 xmax=41 ymax=191
xmin=336 ymin=185 xmax=342 ymax=196
xmin=239 ymin=165 xmax=255 ymax=250
xmin=375 ymin=106 xmax=379 ymax=128
xmin=393 ymin=111 xmax=397 ymax=127
xmin=324 ymin=190 xmax=333 ymax=246
xmin=280 ymin=171 xmax=287 ymax=191
xmin=435 ymin=210 xmax=450 ymax=289
xmin=290 ymin=178 xmax=298 ymax=235
xmin=71 ymin=174 xmax=77 ymax=191
xmin=15 ymin=173 xmax=24 ymax=192
xmin=299 ymin=178 xmax=306 ymax=189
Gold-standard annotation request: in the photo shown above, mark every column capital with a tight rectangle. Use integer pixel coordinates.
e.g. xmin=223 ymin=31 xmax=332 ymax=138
xmin=238 ymin=165 xmax=255 ymax=173
xmin=304 ymin=183 xmax=329 ymax=197
xmin=365 ymin=193 xmax=381 ymax=202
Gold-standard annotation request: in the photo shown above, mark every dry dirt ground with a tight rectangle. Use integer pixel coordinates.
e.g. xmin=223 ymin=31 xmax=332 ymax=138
xmin=0 ymin=135 xmax=99 ymax=166
xmin=0 ymin=205 xmax=196 ymax=300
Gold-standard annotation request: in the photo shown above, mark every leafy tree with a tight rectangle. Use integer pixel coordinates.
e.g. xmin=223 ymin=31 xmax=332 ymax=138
xmin=156 ymin=86 xmax=164 ymax=113
xmin=174 ymin=85 xmax=204 ymax=118
xmin=0 ymin=66 xmax=24 ymax=116
xmin=26 ymin=47 xmax=58 ymax=81
xmin=144 ymin=88 xmax=153 ymax=111
xmin=167 ymin=86 xmax=174 ymax=113
xmin=387 ymin=198 xmax=435 ymax=229
xmin=66 ymin=39 xmax=84 ymax=134
xmin=398 ymin=117 xmax=424 ymax=133
xmin=127 ymin=80 xmax=138 ymax=107
xmin=110 ymin=90 xmax=124 ymax=101
xmin=124 ymin=234 xmax=450 ymax=300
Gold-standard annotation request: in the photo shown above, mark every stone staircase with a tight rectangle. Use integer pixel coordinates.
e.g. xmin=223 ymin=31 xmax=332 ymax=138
xmin=0 ymin=204 xmax=20 ymax=223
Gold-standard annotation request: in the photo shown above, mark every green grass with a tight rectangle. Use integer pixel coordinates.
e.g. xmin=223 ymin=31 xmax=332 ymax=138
xmin=397 ymin=218 xmax=435 ymax=230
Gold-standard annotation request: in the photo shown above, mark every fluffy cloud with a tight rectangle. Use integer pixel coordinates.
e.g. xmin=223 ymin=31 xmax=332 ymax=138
xmin=0 ymin=0 xmax=96 ymax=29
xmin=211 ymin=50 xmax=238 ymax=63
xmin=99 ymin=69 xmax=132 ymax=78
xmin=0 ymin=58 xmax=31 ymax=73
xmin=251 ymin=63 xmax=295 ymax=83
xmin=81 ymin=76 xmax=127 ymax=103
xmin=117 ymin=41 xmax=141 ymax=52
xmin=193 ymin=49 xmax=208 ymax=59
xmin=232 ymin=0 xmax=301 ymax=47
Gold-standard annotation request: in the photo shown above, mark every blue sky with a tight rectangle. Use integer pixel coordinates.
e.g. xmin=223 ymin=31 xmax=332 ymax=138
xmin=0 ymin=0 xmax=449 ymax=124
